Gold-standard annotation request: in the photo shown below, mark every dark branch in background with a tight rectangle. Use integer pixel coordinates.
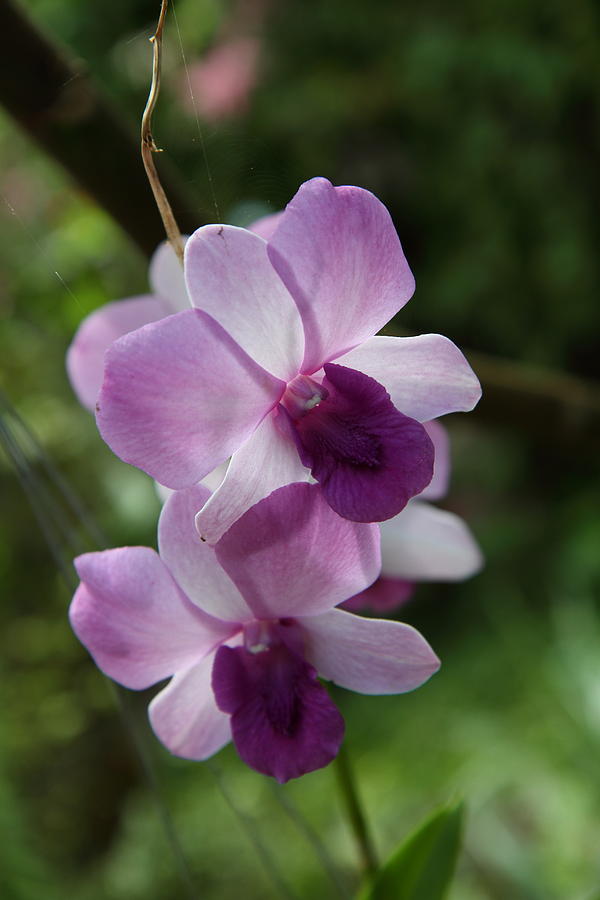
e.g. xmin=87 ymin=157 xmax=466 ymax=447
xmin=378 ymin=334 xmax=600 ymax=451
xmin=464 ymin=349 xmax=600 ymax=450
xmin=0 ymin=0 xmax=200 ymax=256
xmin=0 ymin=0 xmax=598 ymax=443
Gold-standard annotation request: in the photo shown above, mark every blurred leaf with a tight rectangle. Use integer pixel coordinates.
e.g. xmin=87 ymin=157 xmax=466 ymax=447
xmin=358 ymin=801 xmax=464 ymax=900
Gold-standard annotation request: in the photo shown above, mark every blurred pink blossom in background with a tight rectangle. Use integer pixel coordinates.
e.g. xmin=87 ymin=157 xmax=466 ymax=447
xmin=180 ymin=37 xmax=261 ymax=121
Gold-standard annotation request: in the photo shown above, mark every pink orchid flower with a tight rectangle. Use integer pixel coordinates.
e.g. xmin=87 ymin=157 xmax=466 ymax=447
xmin=343 ymin=422 xmax=483 ymax=613
xmin=66 ymin=214 xmax=282 ymax=411
xmin=180 ymin=37 xmax=261 ymax=121
xmin=69 ymin=483 xmax=439 ymax=783
xmin=96 ymin=177 xmax=481 ymax=539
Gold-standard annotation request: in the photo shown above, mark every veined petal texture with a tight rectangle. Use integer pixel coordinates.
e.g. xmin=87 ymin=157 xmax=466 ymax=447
xmin=96 ymin=308 xmax=284 ymax=489
xmin=70 ymin=548 xmax=232 ymax=690
xmin=214 ymin=483 xmax=381 ymax=619
xmin=158 ymin=484 xmax=253 ymax=623
xmin=185 ymin=225 xmax=304 ymax=381
xmin=303 ymin=608 xmax=440 ymax=694
xmin=268 ymin=177 xmax=415 ymax=373
xmin=337 ymin=334 xmax=482 ymax=421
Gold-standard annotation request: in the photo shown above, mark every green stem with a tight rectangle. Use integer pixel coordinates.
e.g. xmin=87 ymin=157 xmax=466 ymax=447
xmin=334 ymin=744 xmax=378 ymax=878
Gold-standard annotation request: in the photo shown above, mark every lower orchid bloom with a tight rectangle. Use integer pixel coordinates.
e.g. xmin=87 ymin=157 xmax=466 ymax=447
xmin=66 ymin=215 xmax=281 ymax=411
xmin=95 ymin=177 xmax=481 ymax=540
xmin=69 ymin=483 xmax=439 ymax=782
xmin=343 ymin=421 xmax=483 ymax=614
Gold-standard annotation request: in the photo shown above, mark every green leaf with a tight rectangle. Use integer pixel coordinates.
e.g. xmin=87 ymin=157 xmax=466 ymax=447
xmin=358 ymin=800 xmax=464 ymax=900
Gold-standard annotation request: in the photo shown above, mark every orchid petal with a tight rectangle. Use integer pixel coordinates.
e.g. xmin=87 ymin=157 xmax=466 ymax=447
xmin=184 ymin=225 xmax=304 ymax=380
xmin=336 ymin=334 xmax=482 ymax=421
xmin=158 ymin=484 xmax=253 ymax=622
xmin=420 ymin=421 xmax=450 ymax=501
xmin=380 ymin=500 xmax=483 ymax=581
xmin=148 ymin=652 xmax=232 ymax=760
xmin=267 ymin=177 xmax=415 ymax=372
xmin=195 ymin=408 xmax=310 ymax=545
xmin=214 ymin=483 xmax=381 ymax=619
xmin=341 ymin=577 xmax=415 ymax=614
xmin=148 ymin=239 xmax=190 ymax=312
xmin=70 ymin=549 xmax=232 ymax=690
xmin=303 ymin=608 xmax=440 ymax=694
xmin=66 ymin=295 xmax=170 ymax=411
xmin=96 ymin=308 xmax=284 ymax=489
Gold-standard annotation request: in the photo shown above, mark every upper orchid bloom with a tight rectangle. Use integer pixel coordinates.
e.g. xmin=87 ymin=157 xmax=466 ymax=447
xmin=69 ymin=483 xmax=439 ymax=783
xmin=96 ymin=177 xmax=481 ymax=539
xmin=344 ymin=421 xmax=483 ymax=614
xmin=67 ymin=215 xmax=282 ymax=411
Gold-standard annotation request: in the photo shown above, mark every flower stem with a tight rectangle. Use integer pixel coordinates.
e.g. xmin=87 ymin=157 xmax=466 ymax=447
xmin=334 ymin=744 xmax=378 ymax=878
xmin=141 ymin=0 xmax=185 ymax=265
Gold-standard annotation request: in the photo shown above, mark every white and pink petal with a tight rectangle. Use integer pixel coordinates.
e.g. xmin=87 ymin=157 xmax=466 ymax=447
xmin=195 ymin=407 xmax=310 ymax=546
xmin=148 ymin=239 xmax=190 ymax=313
xmin=184 ymin=225 xmax=304 ymax=381
xmin=66 ymin=295 xmax=171 ymax=411
xmin=419 ymin=421 xmax=450 ymax=501
xmin=335 ymin=334 xmax=482 ymax=422
xmin=70 ymin=548 xmax=232 ymax=690
xmin=302 ymin=608 xmax=440 ymax=695
xmin=380 ymin=500 xmax=483 ymax=581
xmin=96 ymin=308 xmax=284 ymax=489
xmin=246 ymin=210 xmax=284 ymax=241
xmin=148 ymin=652 xmax=232 ymax=760
xmin=158 ymin=484 xmax=253 ymax=623
xmin=267 ymin=177 xmax=415 ymax=373
xmin=214 ymin=483 xmax=381 ymax=619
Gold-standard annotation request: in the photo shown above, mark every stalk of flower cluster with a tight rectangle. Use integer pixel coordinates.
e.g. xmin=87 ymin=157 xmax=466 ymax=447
xmin=138 ymin=6 xmax=388 ymax=864
xmin=141 ymin=0 xmax=185 ymax=264
xmin=334 ymin=744 xmax=378 ymax=878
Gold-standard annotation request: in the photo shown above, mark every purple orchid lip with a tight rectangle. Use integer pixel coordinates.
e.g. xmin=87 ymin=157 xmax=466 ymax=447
xmin=289 ymin=364 xmax=435 ymax=522
xmin=212 ymin=619 xmax=345 ymax=783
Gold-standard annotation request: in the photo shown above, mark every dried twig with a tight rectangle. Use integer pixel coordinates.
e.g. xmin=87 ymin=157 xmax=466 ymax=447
xmin=141 ymin=0 xmax=185 ymax=264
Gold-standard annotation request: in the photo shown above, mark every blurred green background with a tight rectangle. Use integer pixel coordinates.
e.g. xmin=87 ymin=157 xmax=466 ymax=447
xmin=1 ymin=0 xmax=599 ymax=898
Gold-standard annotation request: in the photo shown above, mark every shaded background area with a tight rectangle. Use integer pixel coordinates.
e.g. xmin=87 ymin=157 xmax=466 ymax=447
xmin=0 ymin=0 xmax=599 ymax=897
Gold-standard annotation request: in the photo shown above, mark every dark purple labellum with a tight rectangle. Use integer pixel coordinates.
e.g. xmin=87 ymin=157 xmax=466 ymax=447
xmin=212 ymin=632 xmax=344 ymax=783
xmin=292 ymin=363 xmax=434 ymax=522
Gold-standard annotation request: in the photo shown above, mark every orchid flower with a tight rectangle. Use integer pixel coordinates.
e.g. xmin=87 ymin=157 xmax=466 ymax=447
xmin=344 ymin=421 xmax=483 ymax=613
xmin=96 ymin=177 xmax=481 ymax=539
xmin=70 ymin=482 xmax=439 ymax=783
xmin=66 ymin=215 xmax=281 ymax=411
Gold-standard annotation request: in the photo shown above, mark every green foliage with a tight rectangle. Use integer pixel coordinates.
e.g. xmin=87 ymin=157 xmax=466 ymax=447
xmin=358 ymin=802 xmax=463 ymax=900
